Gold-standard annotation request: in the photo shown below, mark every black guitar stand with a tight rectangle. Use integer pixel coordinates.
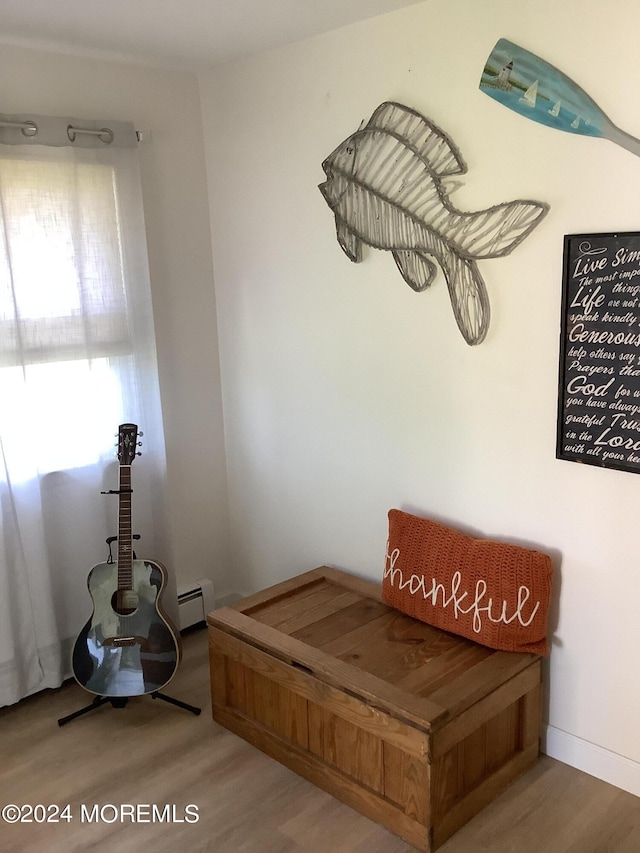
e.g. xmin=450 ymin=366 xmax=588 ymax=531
xmin=58 ymin=529 xmax=202 ymax=727
xmin=58 ymin=691 xmax=201 ymax=726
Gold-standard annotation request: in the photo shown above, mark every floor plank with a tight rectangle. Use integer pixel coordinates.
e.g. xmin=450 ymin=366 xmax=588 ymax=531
xmin=0 ymin=630 xmax=638 ymax=852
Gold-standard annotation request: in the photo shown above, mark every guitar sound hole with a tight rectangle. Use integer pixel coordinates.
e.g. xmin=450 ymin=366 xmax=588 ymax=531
xmin=111 ymin=589 xmax=139 ymax=616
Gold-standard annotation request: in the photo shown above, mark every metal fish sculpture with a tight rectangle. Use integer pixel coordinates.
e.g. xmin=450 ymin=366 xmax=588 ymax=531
xmin=319 ymin=102 xmax=549 ymax=345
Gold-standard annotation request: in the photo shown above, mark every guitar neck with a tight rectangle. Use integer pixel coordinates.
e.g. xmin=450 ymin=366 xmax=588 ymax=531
xmin=117 ymin=465 xmax=133 ymax=590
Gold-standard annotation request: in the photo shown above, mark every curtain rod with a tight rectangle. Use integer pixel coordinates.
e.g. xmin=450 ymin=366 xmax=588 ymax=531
xmin=0 ymin=118 xmax=144 ymax=144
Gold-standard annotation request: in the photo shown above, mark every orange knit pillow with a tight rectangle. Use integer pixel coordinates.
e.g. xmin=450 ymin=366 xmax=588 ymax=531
xmin=382 ymin=510 xmax=553 ymax=655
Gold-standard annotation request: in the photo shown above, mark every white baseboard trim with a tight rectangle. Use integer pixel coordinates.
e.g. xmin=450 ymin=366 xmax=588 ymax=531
xmin=543 ymin=725 xmax=640 ymax=798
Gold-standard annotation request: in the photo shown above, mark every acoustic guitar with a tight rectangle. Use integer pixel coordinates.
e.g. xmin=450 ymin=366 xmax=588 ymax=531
xmin=72 ymin=423 xmax=180 ymax=697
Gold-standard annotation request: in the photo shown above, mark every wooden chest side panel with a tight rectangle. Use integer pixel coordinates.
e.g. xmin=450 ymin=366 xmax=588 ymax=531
xmin=383 ymin=742 xmax=430 ymax=825
xmin=432 ymin=742 xmax=539 ymax=849
xmin=431 ymin=700 xmax=521 ymax=818
xmin=307 ymin=701 xmax=384 ymax=793
xmin=243 ymin=668 xmax=309 ymax=748
xmin=430 ymin=667 xmax=542 ymax=848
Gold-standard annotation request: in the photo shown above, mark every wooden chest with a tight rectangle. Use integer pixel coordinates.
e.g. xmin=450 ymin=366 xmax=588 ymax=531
xmin=207 ymin=567 xmax=542 ymax=851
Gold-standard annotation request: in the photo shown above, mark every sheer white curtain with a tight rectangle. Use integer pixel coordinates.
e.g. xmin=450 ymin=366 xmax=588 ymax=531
xmin=0 ymin=116 xmax=169 ymax=706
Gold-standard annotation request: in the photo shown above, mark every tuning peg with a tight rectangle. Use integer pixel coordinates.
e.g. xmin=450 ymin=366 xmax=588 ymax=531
xmin=136 ymin=451 xmax=142 ymax=456
xmin=138 ymin=431 xmax=144 ymax=437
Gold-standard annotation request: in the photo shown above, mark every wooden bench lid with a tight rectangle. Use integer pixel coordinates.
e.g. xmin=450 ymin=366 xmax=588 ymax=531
xmin=207 ymin=566 xmax=538 ymax=732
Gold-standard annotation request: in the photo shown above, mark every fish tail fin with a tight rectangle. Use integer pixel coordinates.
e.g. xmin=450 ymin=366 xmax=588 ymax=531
xmin=441 ymin=254 xmax=490 ymax=345
xmin=444 ymin=200 xmax=549 ymax=259
xmin=419 ymin=234 xmax=490 ymax=344
xmin=392 ymin=250 xmax=438 ymax=292
xmin=400 ymin=228 xmax=490 ymax=345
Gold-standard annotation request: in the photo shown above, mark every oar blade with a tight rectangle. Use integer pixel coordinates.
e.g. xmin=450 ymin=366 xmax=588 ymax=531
xmin=479 ymin=38 xmax=607 ymax=139
xmin=480 ymin=38 xmax=640 ymax=158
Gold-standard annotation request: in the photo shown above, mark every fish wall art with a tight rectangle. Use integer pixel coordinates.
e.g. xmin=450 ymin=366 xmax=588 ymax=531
xmin=480 ymin=38 xmax=640 ymax=159
xmin=319 ymin=102 xmax=548 ymax=345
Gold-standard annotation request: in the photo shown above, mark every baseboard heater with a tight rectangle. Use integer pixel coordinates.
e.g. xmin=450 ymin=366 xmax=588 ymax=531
xmin=177 ymin=578 xmax=215 ymax=631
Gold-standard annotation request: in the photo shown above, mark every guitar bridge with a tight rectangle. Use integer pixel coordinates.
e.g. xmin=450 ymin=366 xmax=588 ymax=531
xmin=104 ymin=636 xmax=138 ymax=647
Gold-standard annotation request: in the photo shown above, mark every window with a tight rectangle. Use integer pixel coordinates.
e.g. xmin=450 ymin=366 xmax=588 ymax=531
xmin=0 ymin=147 xmax=148 ymax=479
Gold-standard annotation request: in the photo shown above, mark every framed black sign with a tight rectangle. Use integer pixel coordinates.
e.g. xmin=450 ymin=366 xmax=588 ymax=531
xmin=557 ymin=232 xmax=640 ymax=474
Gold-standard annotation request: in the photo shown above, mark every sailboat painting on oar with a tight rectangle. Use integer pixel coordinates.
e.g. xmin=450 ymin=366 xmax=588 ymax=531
xmin=480 ymin=38 xmax=640 ymax=159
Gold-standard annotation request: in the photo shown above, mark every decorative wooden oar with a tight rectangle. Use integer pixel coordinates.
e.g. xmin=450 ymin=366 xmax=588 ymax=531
xmin=480 ymin=38 xmax=640 ymax=159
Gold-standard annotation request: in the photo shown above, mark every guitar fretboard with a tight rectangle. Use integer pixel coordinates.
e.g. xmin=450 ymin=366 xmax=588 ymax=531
xmin=117 ymin=465 xmax=133 ymax=591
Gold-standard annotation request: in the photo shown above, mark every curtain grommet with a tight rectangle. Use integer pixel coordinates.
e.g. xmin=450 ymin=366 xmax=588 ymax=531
xmin=21 ymin=121 xmax=38 ymax=138
xmin=67 ymin=125 xmax=114 ymax=145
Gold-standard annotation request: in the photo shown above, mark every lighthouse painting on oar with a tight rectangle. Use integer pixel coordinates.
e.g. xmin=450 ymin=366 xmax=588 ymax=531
xmin=480 ymin=38 xmax=640 ymax=158
xmin=319 ymin=102 xmax=548 ymax=345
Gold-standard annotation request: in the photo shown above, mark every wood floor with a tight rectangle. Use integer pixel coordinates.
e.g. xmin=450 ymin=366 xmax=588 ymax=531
xmin=1 ymin=628 xmax=638 ymax=853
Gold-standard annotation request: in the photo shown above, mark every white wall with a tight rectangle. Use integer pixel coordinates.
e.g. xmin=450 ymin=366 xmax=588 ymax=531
xmin=0 ymin=43 xmax=231 ymax=602
xmin=199 ymin=0 xmax=640 ymax=793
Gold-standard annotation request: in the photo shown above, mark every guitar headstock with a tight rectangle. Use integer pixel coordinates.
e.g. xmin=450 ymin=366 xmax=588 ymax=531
xmin=116 ymin=423 xmax=142 ymax=465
